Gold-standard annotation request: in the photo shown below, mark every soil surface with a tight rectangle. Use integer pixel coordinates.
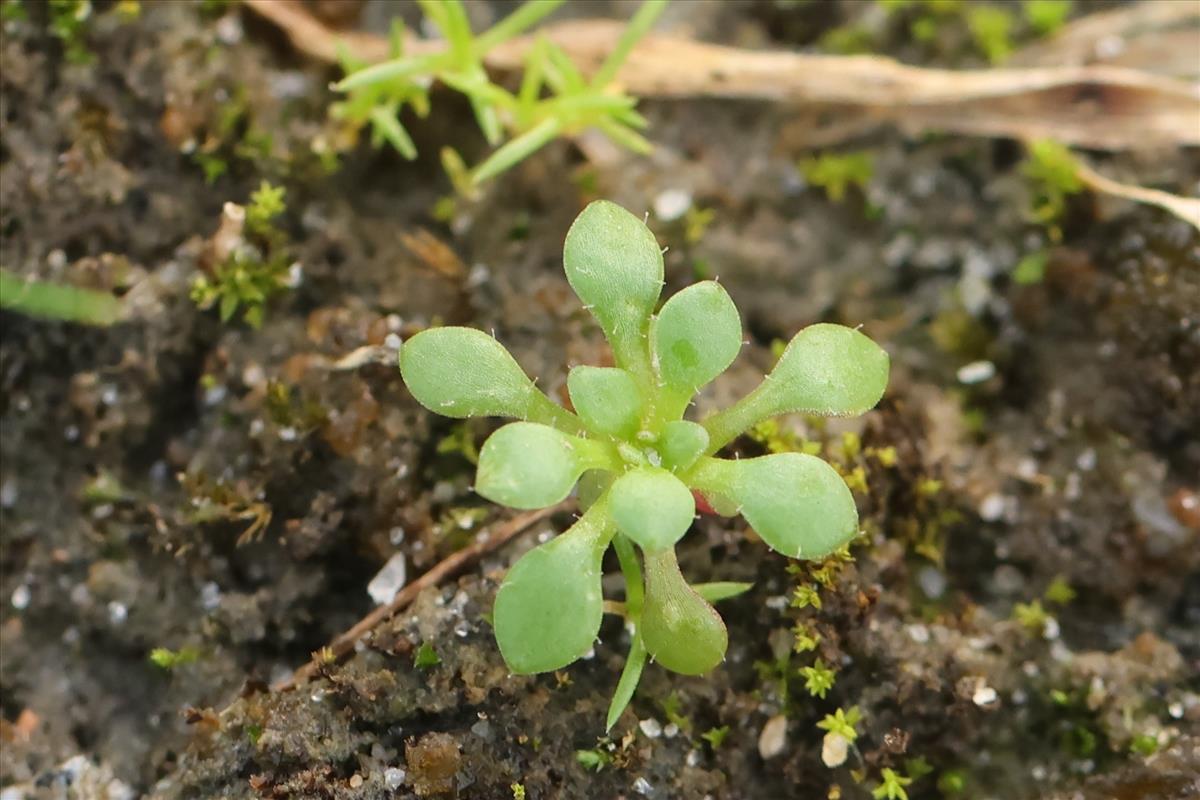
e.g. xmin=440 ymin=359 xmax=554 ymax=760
xmin=1 ymin=2 xmax=1197 ymax=800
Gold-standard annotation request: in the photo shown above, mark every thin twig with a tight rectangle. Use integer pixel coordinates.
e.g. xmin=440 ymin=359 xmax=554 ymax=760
xmin=276 ymin=502 xmax=568 ymax=690
xmin=241 ymin=0 xmax=1200 ymax=151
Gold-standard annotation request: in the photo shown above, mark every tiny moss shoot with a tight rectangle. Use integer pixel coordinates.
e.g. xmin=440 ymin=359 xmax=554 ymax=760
xmin=399 ymin=200 xmax=889 ymax=728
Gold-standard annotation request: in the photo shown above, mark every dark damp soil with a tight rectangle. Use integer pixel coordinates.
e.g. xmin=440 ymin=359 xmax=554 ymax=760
xmin=1 ymin=2 xmax=1197 ymax=799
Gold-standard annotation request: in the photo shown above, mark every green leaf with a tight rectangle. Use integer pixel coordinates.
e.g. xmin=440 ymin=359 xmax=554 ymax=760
xmin=652 ymin=280 xmax=741 ymax=398
xmin=0 ymin=268 xmax=123 ymax=326
xmin=476 ymin=422 xmax=613 ymax=509
xmin=563 ymin=200 xmax=663 ymax=378
xmin=567 ymin=366 xmax=644 ymax=438
xmin=400 ymin=327 xmax=583 ymax=431
xmin=609 ymin=468 xmax=694 ymax=552
xmin=641 ymin=548 xmax=727 ymax=675
xmin=606 ymin=633 xmax=647 ymax=731
xmin=693 ymin=581 xmax=753 ymax=603
xmin=657 ymin=420 xmax=709 ymax=472
xmin=493 ymin=499 xmax=612 ymax=673
xmin=687 ymin=453 xmax=859 ymax=559
xmin=702 ymin=323 xmax=889 ymax=452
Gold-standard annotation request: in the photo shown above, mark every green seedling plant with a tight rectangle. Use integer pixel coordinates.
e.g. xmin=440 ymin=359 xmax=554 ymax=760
xmin=335 ymin=0 xmax=665 ymax=190
xmin=399 ymin=200 xmax=889 ymax=728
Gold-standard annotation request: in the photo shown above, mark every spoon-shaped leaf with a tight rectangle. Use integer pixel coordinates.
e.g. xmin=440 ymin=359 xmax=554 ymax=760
xmin=400 ymin=327 xmax=582 ymax=432
xmin=702 ymin=323 xmax=889 ymax=452
xmin=641 ymin=548 xmax=727 ymax=675
xmin=567 ymin=365 xmax=644 ymax=439
xmin=476 ymin=422 xmax=614 ymax=509
xmin=651 ymin=281 xmax=741 ymax=401
xmin=609 ymin=468 xmax=695 ymax=553
xmin=493 ymin=499 xmax=612 ymax=673
xmin=563 ymin=200 xmax=663 ymax=378
xmin=657 ymin=420 xmax=709 ymax=473
xmin=687 ymin=453 xmax=858 ymax=559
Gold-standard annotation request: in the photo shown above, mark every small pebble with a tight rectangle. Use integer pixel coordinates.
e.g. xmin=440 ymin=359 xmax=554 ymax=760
xmin=348 ymin=774 xmax=363 ymax=789
xmin=384 ymin=767 xmax=406 ymax=790
xmin=758 ymin=714 xmax=788 ymax=759
xmin=957 ymin=360 xmax=996 ymax=385
xmin=367 ymin=553 xmax=408 ymax=606
xmin=821 ymin=732 xmax=849 ymax=767
xmin=107 ymin=601 xmax=128 ymax=625
xmin=639 ymin=718 xmax=662 ymax=739
xmin=632 ymin=776 xmax=653 ymax=796
xmin=663 ymin=723 xmax=679 ymax=738
xmin=972 ymin=683 xmax=998 ymax=707
xmin=653 ymin=189 xmax=691 ymax=222
xmin=979 ymin=493 xmax=1006 ymax=522
xmin=11 ymin=584 xmax=30 ymax=610
xmin=917 ymin=566 xmax=946 ymax=599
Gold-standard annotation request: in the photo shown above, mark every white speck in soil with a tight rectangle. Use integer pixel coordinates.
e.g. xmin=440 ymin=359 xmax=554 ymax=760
xmin=453 ymin=621 xmax=470 ymax=638
xmin=639 ymin=718 xmax=662 ymax=739
xmin=979 ymin=493 xmax=1007 ymax=522
xmin=1076 ymin=448 xmax=1097 ymax=471
xmin=279 ymin=426 xmax=298 ymax=442
xmin=384 ymin=768 xmax=406 ymax=790
xmin=0 ymin=479 xmax=16 ymax=508
xmin=389 ymin=526 xmax=406 ymax=545
xmin=201 ymin=582 xmax=222 ymax=611
xmin=956 ymin=360 xmax=996 ymax=385
xmin=758 ymin=714 xmax=788 ymax=759
xmin=906 ymin=624 xmax=929 ymax=644
xmin=663 ymin=723 xmax=679 ymax=738
xmin=632 ymin=776 xmax=654 ymax=796
xmin=917 ymin=566 xmax=946 ymax=599
xmin=367 ymin=553 xmax=408 ymax=606
xmin=470 ymin=720 xmax=492 ymax=740
xmin=107 ymin=601 xmax=128 ymax=625
xmin=972 ymin=683 xmax=998 ymax=707
xmin=653 ymin=188 xmax=691 ymax=222
xmin=11 ymin=584 xmax=30 ymax=610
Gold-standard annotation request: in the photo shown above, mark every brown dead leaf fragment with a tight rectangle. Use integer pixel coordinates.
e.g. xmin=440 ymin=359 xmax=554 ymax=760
xmin=243 ymin=1 xmax=1200 ymax=151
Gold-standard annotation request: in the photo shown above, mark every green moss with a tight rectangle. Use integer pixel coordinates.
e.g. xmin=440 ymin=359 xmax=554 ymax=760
xmin=966 ymin=5 xmax=1015 ymax=63
xmin=800 ymin=152 xmax=874 ymax=203
xmin=414 ymin=642 xmax=441 ymax=669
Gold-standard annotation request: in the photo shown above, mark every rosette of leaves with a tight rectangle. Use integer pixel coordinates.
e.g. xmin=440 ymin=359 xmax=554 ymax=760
xmin=400 ymin=200 xmax=889 ymax=728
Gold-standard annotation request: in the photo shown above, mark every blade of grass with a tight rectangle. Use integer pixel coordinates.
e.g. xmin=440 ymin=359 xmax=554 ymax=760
xmin=0 ymin=268 xmax=123 ymax=326
xmin=469 ymin=116 xmax=562 ymax=184
xmin=474 ymin=0 xmax=566 ymax=53
xmin=591 ymin=0 xmax=668 ymax=88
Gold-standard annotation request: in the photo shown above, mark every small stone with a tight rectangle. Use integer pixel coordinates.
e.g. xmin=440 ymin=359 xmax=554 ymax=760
xmin=632 ymin=776 xmax=653 ymax=796
xmin=638 ymin=718 xmax=662 ymax=739
xmin=917 ymin=566 xmax=946 ymax=599
xmin=758 ymin=714 xmax=788 ymax=759
xmin=972 ymin=683 xmax=998 ymax=707
xmin=821 ymin=732 xmax=849 ymax=767
xmin=107 ymin=601 xmax=128 ymax=625
xmin=956 ymin=360 xmax=996 ymax=385
xmin=201 ymin=582 xmax=222 ymax=611
xmin=10 ymin=584 xmax=30 ymax=610
xmin=349 ymin=774 xmax=363 ymax=789
xmin=653 ymin=189 xmax=691 ymax=222
xmin=367 ymin=553 xmax=408 ymax=606
xmin=906 ymin=624 xmax=930 ymax=644
xmin=979 ymin=494 xmax=1007 ymax=522
xmin=384 ymin=767 xmax=406 ymax=790
xmin=663 ymin=723 xmax=679 ymax=738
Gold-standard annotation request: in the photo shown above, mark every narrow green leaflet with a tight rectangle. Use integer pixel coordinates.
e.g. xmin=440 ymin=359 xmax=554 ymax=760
xmin=609 ymin=468 xmax=695 ymax=552
xmin=563 ymin=201 xmax=664 ymax=379
xmin=0 ymin=269 xmax=123 ymax=326
xmin=567 ymin=365 xmax=644 ymax=439
xmin=641 ymin=548 xmax=727 ymax=675
xmin=494 ymin=499 xmax=612 ymax=673
xmin=476 ymin=422 xmax=615 ymax=509
xmin=400 ymin=327 xmax=583 ymax=432
xmin=702 ymin=323 xmax=889 ymax=452
xmin=688 ymin=453 xmax=859 ymax=559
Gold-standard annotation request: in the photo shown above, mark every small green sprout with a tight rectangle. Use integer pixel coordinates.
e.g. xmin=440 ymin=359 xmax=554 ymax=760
xmin=800 ymin=152 xmax=874 ymax=203
xmin=1130 ymin=733 xmax=1159 ymax=756
xmin=1022 ymin=139 xmax=1083 ymax=238
xmin=966 ymin=5 xmax=1014 ymax=64
xmin=511 ymin=782 xmax=527 ymax=799
xmin=873 ymin=768 xmax=914 ymax=800
xmin=335 ymin=0 xmax=665 ymax=190
xmin=574 ymin=747 xmax=612 ymax=771
xmin=148 ymin=646 xmax=200 ymax=670
xmin=1012 ymin=251 xmax=1048 ymax=285
xmin=414 ymin=641 xmax=441 ymax=669
xmin=1022 ymin=0 xmax=1072 ymax=36
xmin=1044 ymin=574 xmax=1075 ymax=605
xmin=817 ymin=706 xmax=862 ymax=743
xmin=701 ymin=725 xmax=730 ymax=749
xmin=793 ymin=584 xmax=823 ymax=610
xmin=1013 ymin=599 xmax=1050 ymax=633
xmin=190 ymin=181 xmax=293 ymax=327
xmin=399 ymin=200 xmax=889 ymax=728
xmin=800 ymin=659 xmax=837 ymax=699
